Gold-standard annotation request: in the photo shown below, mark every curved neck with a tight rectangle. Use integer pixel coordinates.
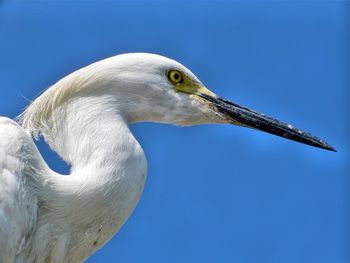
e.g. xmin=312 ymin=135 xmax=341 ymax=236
xmin=27 ymin=96 xmax=147 ymax=261
xmin=44 ymin=96 xmax=127 ymax=168
xmin=39 ymin=96 xmax=147 ymax=220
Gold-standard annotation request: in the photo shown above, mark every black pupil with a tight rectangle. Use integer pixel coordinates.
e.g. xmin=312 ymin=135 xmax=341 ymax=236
xmin=173 ymin=73 xmax=180 ymax=80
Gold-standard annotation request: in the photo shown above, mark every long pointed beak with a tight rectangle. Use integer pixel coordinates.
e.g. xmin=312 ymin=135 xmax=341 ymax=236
xmin=198 ymin=93 xmax=336 ymax=152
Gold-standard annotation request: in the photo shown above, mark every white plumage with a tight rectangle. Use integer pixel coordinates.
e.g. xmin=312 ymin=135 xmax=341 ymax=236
xmin=0 ymin=53 xmax=220 ymax=262
xmin=0 ymin=53 xmax=334 ymax=263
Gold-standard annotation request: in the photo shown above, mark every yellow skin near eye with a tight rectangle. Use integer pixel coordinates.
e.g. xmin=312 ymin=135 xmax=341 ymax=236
xmin=167 ymin=69 xmax=242 ymax=125
xmin=168 ymin=69 xmax=217 ymax=98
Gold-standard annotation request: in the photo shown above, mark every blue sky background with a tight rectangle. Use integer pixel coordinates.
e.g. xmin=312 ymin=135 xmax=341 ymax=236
xmin=0 ymin=1 xmax=348 ymax=262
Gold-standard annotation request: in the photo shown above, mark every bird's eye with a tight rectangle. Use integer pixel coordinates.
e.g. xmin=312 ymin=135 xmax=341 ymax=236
xmin=168 ymin=70 xmax=183 ymax=84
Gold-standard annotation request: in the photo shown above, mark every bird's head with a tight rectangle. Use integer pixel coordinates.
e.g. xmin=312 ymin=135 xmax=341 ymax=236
xmin=20 ymin=53 xmax=335 ymax=151
xmin=100 ymin=53 xmax=334 ymax=151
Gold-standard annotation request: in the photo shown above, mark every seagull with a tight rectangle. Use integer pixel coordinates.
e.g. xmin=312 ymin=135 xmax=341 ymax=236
xmin=0 ymin=53 xmax=335 ymax=263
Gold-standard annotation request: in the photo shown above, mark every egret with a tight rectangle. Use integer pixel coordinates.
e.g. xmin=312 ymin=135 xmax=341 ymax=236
xmin=0 ymin=53 xmax=335 ymax=263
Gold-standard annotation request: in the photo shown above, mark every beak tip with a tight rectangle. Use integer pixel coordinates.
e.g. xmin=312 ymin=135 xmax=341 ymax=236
xmin=318 ymin=141 xmax=337 ymax=152
xmin=326 ymin=145 xmax=337 ymax=152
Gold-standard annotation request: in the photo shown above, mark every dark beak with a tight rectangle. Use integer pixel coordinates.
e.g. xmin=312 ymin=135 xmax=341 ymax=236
xmin=199 ymin=94 xmax=336 ymax=152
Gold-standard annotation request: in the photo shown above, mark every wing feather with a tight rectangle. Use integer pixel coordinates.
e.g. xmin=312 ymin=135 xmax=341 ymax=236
xmin=0 ymin=117 xmax=38 ymax=263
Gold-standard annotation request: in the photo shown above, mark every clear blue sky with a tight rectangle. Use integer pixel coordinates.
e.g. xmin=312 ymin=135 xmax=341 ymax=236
xmin=0 ymin=1 xmax=348 ymax=262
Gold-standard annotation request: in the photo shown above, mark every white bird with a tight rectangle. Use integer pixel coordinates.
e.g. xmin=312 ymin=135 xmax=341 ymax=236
xmin=0 ymin=53 xmax=335 ymax=263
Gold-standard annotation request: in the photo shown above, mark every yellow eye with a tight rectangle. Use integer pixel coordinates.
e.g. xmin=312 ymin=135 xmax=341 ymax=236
xmin=168 ymin=70 xmax=183 ymax=84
